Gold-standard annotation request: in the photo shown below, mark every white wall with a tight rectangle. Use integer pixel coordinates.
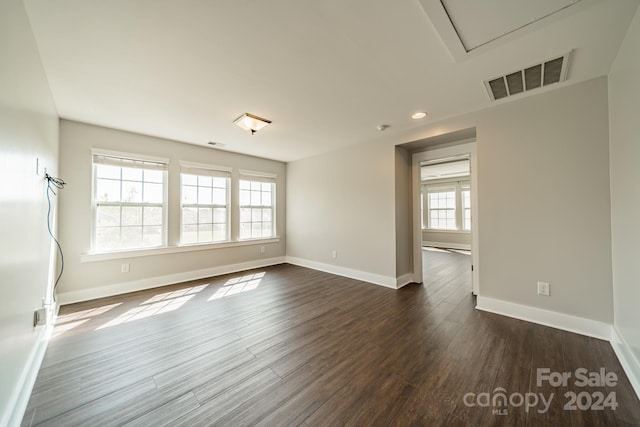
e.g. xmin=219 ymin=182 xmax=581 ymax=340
xmin=57 ymin=120 xmax=286 ymax=303
xmin=286 ymin=139 xmax=397 ymax=285
xmin=0 ymin=0 xmax=60 ymax=424
xmin=289 ymin=76 xmax=613 ymax=324
xmin=395 ymin=147 xmax=413 ymax=277
xmin=476 ymin=77 xmax=612 ymax=324
xmin=609 ymin=6 xmax=640 ymax=392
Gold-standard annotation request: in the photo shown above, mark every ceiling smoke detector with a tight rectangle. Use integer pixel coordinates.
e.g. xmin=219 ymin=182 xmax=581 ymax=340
xmin=484 ymin=51 xmax=572 ymax=101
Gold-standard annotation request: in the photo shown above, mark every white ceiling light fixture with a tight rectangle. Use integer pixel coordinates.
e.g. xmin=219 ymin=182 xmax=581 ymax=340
xmin=412 ymin=112 xmax=427 ymax=119
xmin=233 ymin=113 xmax=272 ymax=135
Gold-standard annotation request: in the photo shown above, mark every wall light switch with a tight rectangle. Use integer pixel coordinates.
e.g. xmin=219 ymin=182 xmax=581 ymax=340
xmin=121 ymin=263 xmax=130 ymax=273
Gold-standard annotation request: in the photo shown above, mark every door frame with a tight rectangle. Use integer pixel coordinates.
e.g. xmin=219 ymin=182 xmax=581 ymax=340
xmin=412 ymin=141 xmax=479 ymax=294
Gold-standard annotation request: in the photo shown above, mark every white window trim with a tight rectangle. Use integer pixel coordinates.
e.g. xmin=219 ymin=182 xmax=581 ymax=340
xmin=422 ymin=179 xmax=470 ymax=232
xmin=179 ymin=168 xmax=232 ymax=245
xmin=92 ymin=148 xmax=170 ymax=166
xmin=81 ymin=237 xmax=281 ymax=262
xmin=238 ymin=173 xmax=276 ymax=240
xmin=91 ymin=150 xmax=169 ymax=253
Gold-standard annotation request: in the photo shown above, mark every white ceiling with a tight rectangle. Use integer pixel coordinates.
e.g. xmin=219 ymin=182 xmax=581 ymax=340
xmin=22 ymin=0 xmax=639 ymax=162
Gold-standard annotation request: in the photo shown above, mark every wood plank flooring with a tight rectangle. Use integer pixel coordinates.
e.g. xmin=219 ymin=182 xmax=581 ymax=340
xmin=22 ymin=249 xmax=640 ymax=426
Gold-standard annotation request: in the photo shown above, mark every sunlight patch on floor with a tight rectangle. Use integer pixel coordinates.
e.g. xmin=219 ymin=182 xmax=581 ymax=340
xmin=96 ymin=284 xmax=208 ymax=330
xmin=208 ymin=272 xmax=265 ymax=301
xmin=52 ymin=303 xmax=122 ymax=338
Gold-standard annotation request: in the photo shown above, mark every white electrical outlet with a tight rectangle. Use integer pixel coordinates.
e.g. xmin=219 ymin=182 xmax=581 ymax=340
xmin=260 ymin=246 xmax=266 ymax=254
xmin=34 ymin=307 xmax=47 ymax=326
xmin=331 ymin=250 xmax=337 ymax=259
xmin=537 ymin=281 xmax=550 ymax=296
xmin=121 ymin=263 xmax=130 ymax=273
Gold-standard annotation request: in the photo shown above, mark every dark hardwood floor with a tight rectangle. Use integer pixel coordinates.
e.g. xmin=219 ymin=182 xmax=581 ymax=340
xmin=22 ymin=249 xmax=640 ymax=426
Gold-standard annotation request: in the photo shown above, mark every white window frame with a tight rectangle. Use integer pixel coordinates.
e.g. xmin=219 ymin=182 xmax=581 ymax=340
xmin=91 ymin=149 xmax=169 ymax=253
xmin=179 ymin=162 xmax=232 ymax=245
xmin=238 ymin=170 xmax=276 ymax=240
xmin=461 ymin=183 xmax=471 ymax=231
xmin=422 ymin=180 xmax=470 ymax=232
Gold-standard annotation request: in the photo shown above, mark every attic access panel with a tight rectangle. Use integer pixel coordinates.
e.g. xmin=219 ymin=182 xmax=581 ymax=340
xmin=441 ymin=0 xmax=580 ymax=52
xmin=419 ymin=0 xmax=594 ymax=61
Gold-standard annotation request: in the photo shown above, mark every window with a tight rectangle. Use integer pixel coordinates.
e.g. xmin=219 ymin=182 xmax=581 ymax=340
xmin=422 ymin=181 xmax=471 ymax=231
xmin=427 ymin=188 xmax=456 ymax=230
xmin=239 ymin=174 xmax=275 ymax=239
xmin=462 ymin=186 xmax=471 ymax=230
xmin=180 ymin=165 xmax=230 ymax=244
xmin=93 ymin=153 xmax=167 ymax=252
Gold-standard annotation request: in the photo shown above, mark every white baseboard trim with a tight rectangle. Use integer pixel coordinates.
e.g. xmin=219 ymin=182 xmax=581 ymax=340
xmin=285 ymin=257 xmax=398 ymax=289
xmin=422 ymin=242 xmax=471 ymax=250
xmin=57 ymin=257 xmax=287 ymax=305
xmin=611 ymin=326 xmax=640 ymax=399
xmin=4 ymin=304 xmax=58 ymax=427
xmin=396 ymin=273 xmax=414 ymax=289
xmin=476 ymin=296 xmax=612 ymax=340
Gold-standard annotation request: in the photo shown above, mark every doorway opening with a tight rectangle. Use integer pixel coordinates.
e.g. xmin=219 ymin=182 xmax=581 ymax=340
xmin=411 ymin=141 xmax=479 ymax=295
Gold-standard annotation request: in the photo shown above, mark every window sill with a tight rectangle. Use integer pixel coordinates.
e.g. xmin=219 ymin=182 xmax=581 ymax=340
xmin=422 ymin=229 xmax=470 ymax=234
xmin=81 ymin=237 xmax=280 ymax=263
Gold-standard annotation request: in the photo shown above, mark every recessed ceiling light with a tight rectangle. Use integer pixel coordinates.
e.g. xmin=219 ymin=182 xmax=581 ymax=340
xmin=412 ymin=112 xmax=427 ymax=119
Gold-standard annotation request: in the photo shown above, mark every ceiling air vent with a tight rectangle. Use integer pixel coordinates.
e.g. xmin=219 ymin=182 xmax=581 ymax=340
xmin=484 ymin=52 xmax=572 ymax=101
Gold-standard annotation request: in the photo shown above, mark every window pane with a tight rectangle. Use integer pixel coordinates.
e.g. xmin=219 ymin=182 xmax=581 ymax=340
xmin=96 ymin=179 xmax=121 ymax=202
xmin=122 ymin=181 xmax=142 ymax=202
xmin=122 ymin=167 xmax=142 ymax=181
xmin=262 ymin=222 xmax=273 ymax=238
xmin=143 ymin=226 xmax=162 ymax=247
xmin=213 ymin=224 xmax=227 ymax=241
xmin=240 ymin=180 xmax=250 ymax=190
xmin=262 ymin=182 xmax=271 ymax=192
xmin=198 ymin=176 xmax=212 ymax=187
xmin=212 ymin=188 xmax=226 ymax=205
xmin=239 ymin=190 xmax=250 ymax=206
xmin=213 ymin=208 xmax=226 ymax=223
xmin=121 ymin=226 xmax=142 ymax=248
xmin=182 ymin=174 xmax=197 ymax=186
xmin=96 ymin=227 xmax=120 ymax=251
xmin=251 ymin=208 xmax=261 ymax=222
xmin=212 ymin=177 xmax=227 ymax=188
xmin=251 ymin=181 xmax=261 ymax=191
xmin=198 ymin=224 xmax=213 ymax=242
xmin=144 ymin=206 xmax=162 ymax=226
xmin=182 ymin=225 xmax=197 ymax=244
xmin=261 ymin=191 xmax=271 ymax=206
xmin=239 ymin=223 xmax=250 ymax=239
xmin=97 ymin=206 xmax=120 ymax=227
xmin=143 ymin=182 xmax=163 ymax=203
xmin=96 ymin=165 xmax=120 ymax=179
xmin=122 ymin=206 xmax=143 ymax=226
xmin=144 ymin=169 xmax=163 ymax=183
xmin=198 ymin=187 xmax=212 ymax=204
xmin=262 ymin=208 xmax=272 ymax=221
xmin=240 ymin=208 xmax=251 ymax=223
xmin=251 ymin=190 xmax=261 ymax=205
xmin=182 ymin=186 xmax=197 ymax=204
xmin=251 ymin=222 xmax=261 ymax=238
xmin=198 ymin=207 xmax=213 ymax=224
xmin=182 ymin=207 xmax=197 ymax=225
